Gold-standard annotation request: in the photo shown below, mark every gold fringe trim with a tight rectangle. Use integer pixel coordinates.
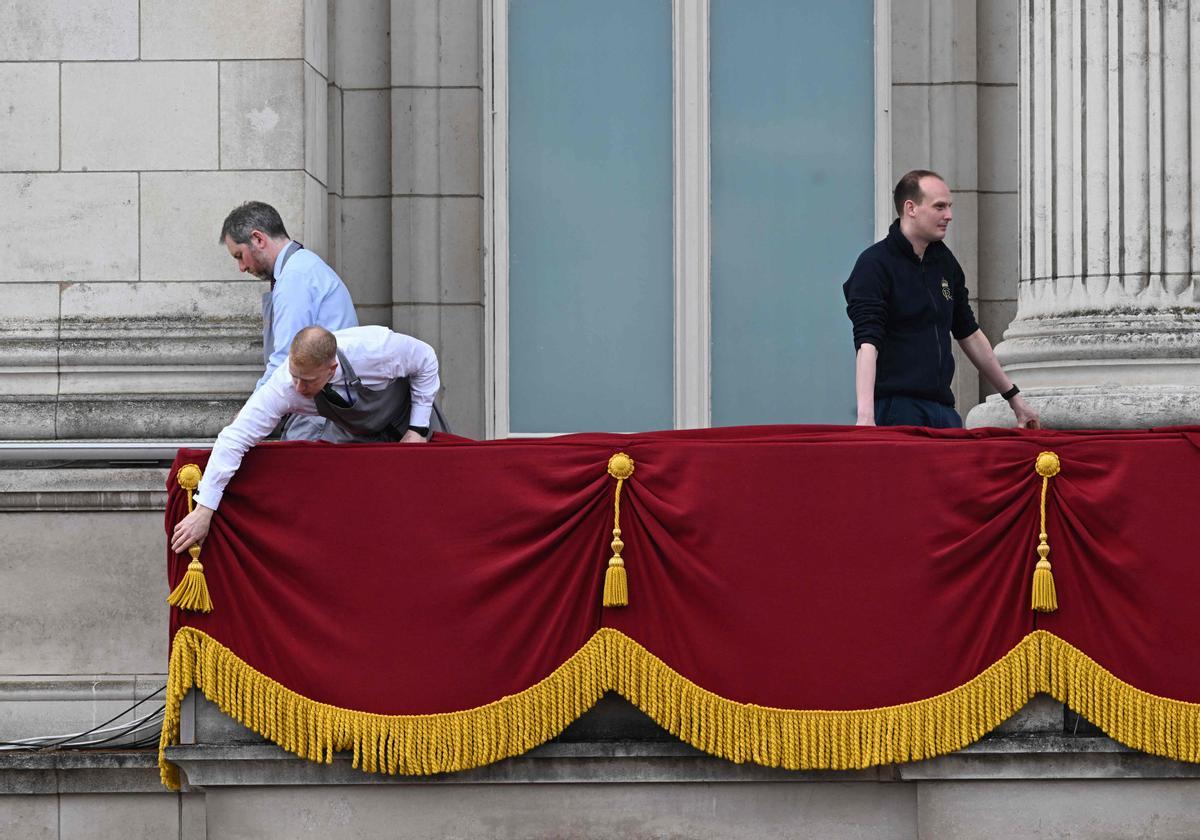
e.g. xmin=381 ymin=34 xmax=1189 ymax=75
xmin=159 ymin=627 xmax=1200 ymax=789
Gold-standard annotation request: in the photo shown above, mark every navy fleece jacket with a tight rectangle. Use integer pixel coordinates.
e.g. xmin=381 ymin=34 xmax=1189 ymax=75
xmin=843 ymin=221 xmax=979 ymax=407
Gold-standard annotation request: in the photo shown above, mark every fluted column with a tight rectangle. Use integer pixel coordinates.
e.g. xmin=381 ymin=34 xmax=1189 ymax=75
xmin=968 ymin=0 xmax=1200 ymax=428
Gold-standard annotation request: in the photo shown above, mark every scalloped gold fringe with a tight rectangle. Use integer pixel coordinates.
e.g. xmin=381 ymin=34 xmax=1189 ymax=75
xmin=159 ymin=627 xmax=1200 ymax=789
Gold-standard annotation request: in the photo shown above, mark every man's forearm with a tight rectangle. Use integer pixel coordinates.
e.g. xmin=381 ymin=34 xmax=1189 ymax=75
xmin=957 ymin=330 xmax=1014 ymax=393
xmin=958 ymin=330 xmax=1042 ymax=428
xmin=855 ymin=344 xmax=878 ymax=424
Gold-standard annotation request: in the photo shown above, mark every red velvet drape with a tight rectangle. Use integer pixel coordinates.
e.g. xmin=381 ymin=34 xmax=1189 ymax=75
xmin=167 ymin=426 xmax=1200 ymax=715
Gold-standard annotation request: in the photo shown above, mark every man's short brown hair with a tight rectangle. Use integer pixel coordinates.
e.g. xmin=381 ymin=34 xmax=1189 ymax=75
xmin=893 ymin=169 xmax=944 ymax=216
xmin=289 ymin=326 xmax=337 ymax=369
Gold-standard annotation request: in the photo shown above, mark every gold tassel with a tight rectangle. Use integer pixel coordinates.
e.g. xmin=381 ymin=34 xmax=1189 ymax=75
xmin=603 ymin=453 xmax=635 ymax=608
xmin=1031 ymin=451 xmax=1060 ymax=613
xmin=167 ymin=464 xmax=214 ymax=614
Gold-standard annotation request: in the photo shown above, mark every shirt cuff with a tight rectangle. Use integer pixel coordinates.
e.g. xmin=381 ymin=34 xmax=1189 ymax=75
xmin=194 ymin=483 xmax=224 ymax=511
xmin=409 ymin=403 xmax=432 ymax=427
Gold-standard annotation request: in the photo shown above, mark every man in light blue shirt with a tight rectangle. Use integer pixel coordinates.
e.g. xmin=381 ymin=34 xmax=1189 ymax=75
xmin=220 ymin=201 xmax=359 ymax=439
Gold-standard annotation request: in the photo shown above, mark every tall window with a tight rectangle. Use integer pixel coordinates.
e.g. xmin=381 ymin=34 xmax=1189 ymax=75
xmin=495 ymin=0 xmax=880 ymax=435
xmin=507 ymin=0 xmax=674 ymax=434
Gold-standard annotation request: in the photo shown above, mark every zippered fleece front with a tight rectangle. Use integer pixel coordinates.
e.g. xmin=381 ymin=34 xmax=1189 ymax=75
xmin=843 ymin=220 xmax=980 ymax=407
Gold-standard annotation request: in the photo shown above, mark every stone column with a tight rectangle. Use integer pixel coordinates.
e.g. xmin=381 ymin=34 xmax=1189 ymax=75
xmin=968 ymin=0 xmax=1200 ymax=428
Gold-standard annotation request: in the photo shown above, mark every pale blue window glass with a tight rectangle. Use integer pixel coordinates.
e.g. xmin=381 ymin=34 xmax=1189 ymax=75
xmin=508 ymin=0 xmax=674 ymax=433
xmin=710 ymin=1 xmax=874 ymax=425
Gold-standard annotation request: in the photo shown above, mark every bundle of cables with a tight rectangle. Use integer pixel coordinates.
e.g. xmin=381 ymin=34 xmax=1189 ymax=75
xmin=0 ymin=686 xmax=166 ymax=751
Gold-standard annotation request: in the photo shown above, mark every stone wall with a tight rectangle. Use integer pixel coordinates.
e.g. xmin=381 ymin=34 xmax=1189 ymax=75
xmin=891 ymin=0 xmax=1021 ymax=413
xmin=0 ymin=0 xmax=485 ymax=441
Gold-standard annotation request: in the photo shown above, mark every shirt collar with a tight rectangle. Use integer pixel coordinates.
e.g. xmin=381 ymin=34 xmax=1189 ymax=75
xmin=271 ymin=239 xmax=295 ymax=281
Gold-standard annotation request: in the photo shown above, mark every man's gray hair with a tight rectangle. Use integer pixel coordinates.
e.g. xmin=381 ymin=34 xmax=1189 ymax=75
xmin=219 ymin=201 xmax=289 ymax=245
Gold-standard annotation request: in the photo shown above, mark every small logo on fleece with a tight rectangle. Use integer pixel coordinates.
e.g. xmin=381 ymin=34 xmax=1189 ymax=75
xmin=941 ymin=278 xmax=952 ymax=300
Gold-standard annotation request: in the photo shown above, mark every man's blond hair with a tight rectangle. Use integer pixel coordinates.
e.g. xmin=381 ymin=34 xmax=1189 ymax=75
xmin=289 ymin=326 xmax=338 ymax=369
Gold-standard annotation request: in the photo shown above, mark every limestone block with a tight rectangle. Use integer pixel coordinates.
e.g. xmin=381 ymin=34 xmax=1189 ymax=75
xmin=977 ymin=192 xmax=1018 ymax=302
xmin=204 ymin=782 xmax=915 ymax=840
xmin=356 ymin=304 xmax=393 ymax=327
xmin=391 ymin=88 xmax=481 ymax=195
xmin=60 ymin=793 xmax=179 ymax=840
xmin=141 ymin=0 xmax=303 ymax=60
xmin=331 ymin=0 xmax=390 ymax=88
xmin=979 ymin=85 xmax=1018 ymax=192
xmin=305 ymin=0 xmax=330 ymax=77
xmin=328 ymin=192 xmax=342 ymax=267
xmin=343 ymin=90 xmax=391 ymax=196
xmin=304 ymin=173 xmax=330 ymax=255
xmin=892 ymin=0 xmax=976 ymax=84
xmin=978 ymin=299 xmax=1019 ymax=386
xmin=392 ymin=196 xmax=482 ymax=304
xmin=59 ymin=281 xmax=260 ymax=343
xmin=979 ymin=0 xmax=1019 ymax=84
xmin=62 ymin=62 xmax=218 ymax=171
xmin=890 ymin=0 xmax=930 ymax=85
xmin=945 ymin=190 xmax=978 ymax=289
xmin=181 ymin=793 xmax=207 ymax=840
xmin=0 ymin=0 xmax=137 ymax=61
xmin=950 ymin=342 xmax=981 ymax=417
xmin=0 ymin=693 xmax=155 ymax=746
xmin=0 ymin=511 xmax=166 ymax=673
xmin=0 ymin=173 xmax=138 ymax=283
xmin=56 ymin=281 xmax=262 ymax=400
xmin=0 ymin=795 xmax=56 ymax=840
xmin=891 ymin=83 xmax=978 ymax=191
xmin=140 ymin=170 xmax=304 ymax=282
xmin=220 ymin=60 xmax=305 ymax=171
xmin=0 ymin=63 xmax=59 ymax=171
xmin=0 ymin=397 xmax=55 ymax=438
xmin=0 ymin=467 xmax=168 ymax=512
xmin=304 ymin=63 xmax=329 ymax=185
xmin=392 ymin=303 xmax=482 ymax=437
xmin=929 ymin=0 xmax=977 ymax=83
xmin=391 ymin=0 xmax=481 ymax=87
xmin=0 ymin=284 xmax=58 ymax=399
xmin=993 ymin=694 xmax=1063 ymax=734
xmin=918 ymin=779 xmax=1200 ymax=839
xmin=338 ymin=197 xmax=392 ymax=306
xmin=328 ymin=85 xmax=344 ymax=194
xmin=56 ymin=394 xmax=242 ymax=439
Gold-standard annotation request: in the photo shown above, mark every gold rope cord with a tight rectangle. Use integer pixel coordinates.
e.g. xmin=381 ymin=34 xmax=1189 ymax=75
xmin=1031 ymin=451 xmax=1061 ymax=612
xmin=159 ymin=627 xmax=1200 ymax=790
xmin=603 ymin=453 xmax=635 ymax=607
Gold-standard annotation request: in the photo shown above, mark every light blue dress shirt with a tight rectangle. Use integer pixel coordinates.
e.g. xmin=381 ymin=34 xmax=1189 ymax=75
xmin=257 ymin=242 xmax=359 ymax=390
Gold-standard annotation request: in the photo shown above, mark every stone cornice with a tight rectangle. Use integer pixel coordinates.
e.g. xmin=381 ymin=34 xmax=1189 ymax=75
xmin=0 ymin=467 xmax=169 ymax=511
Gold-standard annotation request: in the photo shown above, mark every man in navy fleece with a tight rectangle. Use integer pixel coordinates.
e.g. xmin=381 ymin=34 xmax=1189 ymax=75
xmin=843 ymin=170 xmax=1040 ymax=429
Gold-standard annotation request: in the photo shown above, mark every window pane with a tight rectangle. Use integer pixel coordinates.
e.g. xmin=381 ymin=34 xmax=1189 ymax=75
xmin=710 ymin=0 xmax=874 ymax=425
xmin=508 ymin=0 xmax=673 ymax=433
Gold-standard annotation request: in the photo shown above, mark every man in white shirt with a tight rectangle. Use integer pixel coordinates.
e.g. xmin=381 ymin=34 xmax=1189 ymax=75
xmin=220 ymin=201 xmax=359 ymax=439
xmin=170 ymin=325 xmax=439 ymax=553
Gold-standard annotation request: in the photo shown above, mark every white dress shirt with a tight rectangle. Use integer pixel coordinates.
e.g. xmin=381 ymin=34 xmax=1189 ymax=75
xmin=257 ymin=244 xmax=358 ymax=390
xmin=197 ymin=326 xmax=439 ymax=510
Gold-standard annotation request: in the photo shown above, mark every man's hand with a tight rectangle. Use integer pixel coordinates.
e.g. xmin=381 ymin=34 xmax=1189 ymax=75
xmin=399 ymin=429 xmax=427 ymax=444
xmin=1010 ymin=394 xmax=1041 ymax=429
xmin=856 ymin=415 xmax=876 ymax=427
xmin=172 ymin=505 xmax=215 ymax=554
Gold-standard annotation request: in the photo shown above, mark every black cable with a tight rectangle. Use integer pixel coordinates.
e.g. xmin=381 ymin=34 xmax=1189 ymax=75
xmin=0 ymin=685 xmax=167 ymax=750
xmin=66 ymin=706 xmax=167 ymax=749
